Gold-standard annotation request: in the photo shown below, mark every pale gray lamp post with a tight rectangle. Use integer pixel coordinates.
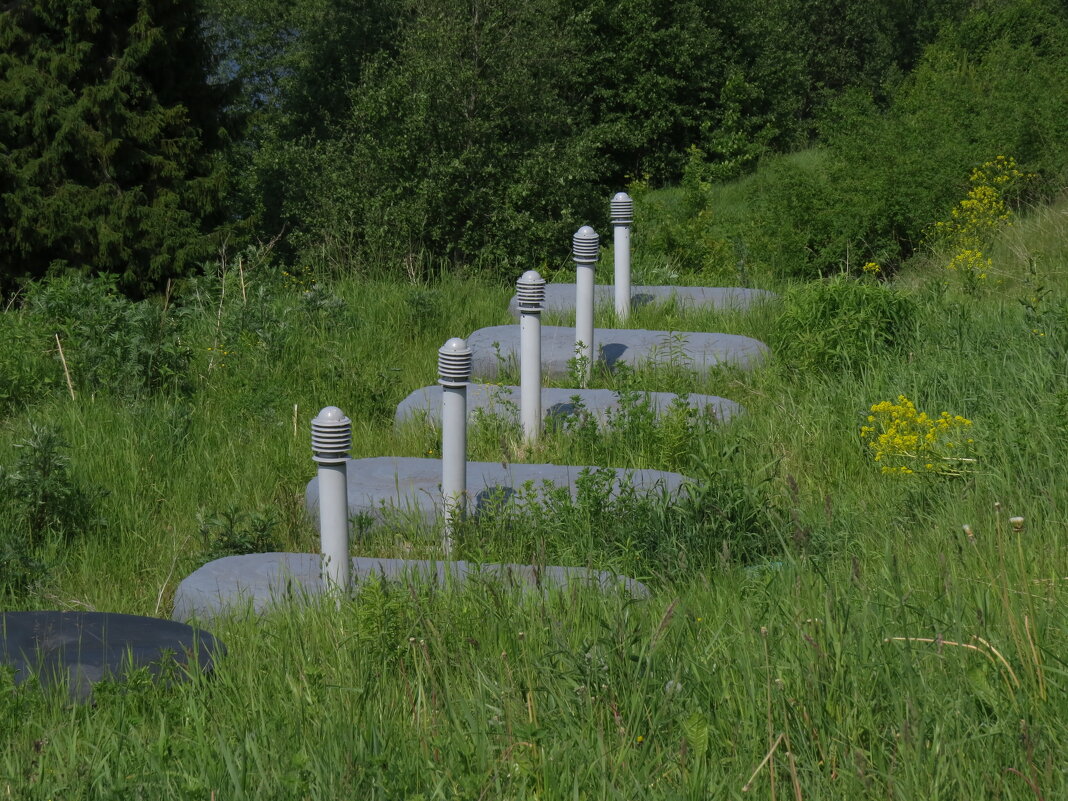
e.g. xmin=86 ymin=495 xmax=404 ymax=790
xmin=311 ymin=406 xmax=352 ymax=592
xmin=611 ymin=192 xmax=633 ymax=320
xmin=572 ymin=225 xmax=600 ymax=384
xmin=516 ymin=270 xmax=545 ymax=443
xmin=438 ymin=337 xmax=472 ymax=555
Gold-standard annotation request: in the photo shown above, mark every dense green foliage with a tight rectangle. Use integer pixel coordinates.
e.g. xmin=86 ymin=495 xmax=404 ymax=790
xmin=5 ymin=0 xmax=1068 ymax=795
xmin=0 ymin=0 xmax=235 ymax=294
xmin=1 ymin=188 xmax=1068 ymax=794
xmin=772 ymin=275 xmax=916 ymax=372
xmin=744 ymin=0 xmax=1068 ymax=278
xmin=208 ymin=0 xmax=971 ymax=277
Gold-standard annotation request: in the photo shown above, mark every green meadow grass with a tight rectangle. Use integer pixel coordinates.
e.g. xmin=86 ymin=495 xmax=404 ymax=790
xmin=2 ymin=191 xmax=1068 ymax=797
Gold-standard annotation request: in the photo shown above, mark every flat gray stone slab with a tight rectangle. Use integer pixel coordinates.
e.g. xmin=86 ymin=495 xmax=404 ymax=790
xmin=394 ymin=385 xmax=742 ymax=426
xmin=172 ymin=553 xmax=649 ymax=623
xmin=507 ymin=285 xmax=776 ymax=317
xmin=305 ymin=457 xmax=688 ymax=524
xmin=0 ymin=611 xmax=223 ymax=702
xmin=467 ymin=325 xmax=768 ymax=379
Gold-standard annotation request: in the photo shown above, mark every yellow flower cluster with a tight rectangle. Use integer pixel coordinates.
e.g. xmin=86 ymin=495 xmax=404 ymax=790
xmin=282 ymin=265 xmax=314 ymax=290
xmin=932 ymin=155 xmax=1032 ymax=282
xmin=860 ymin=395 xmax=975 ymax=477
xmin=861 ymin=261 xmax=881 ymax=275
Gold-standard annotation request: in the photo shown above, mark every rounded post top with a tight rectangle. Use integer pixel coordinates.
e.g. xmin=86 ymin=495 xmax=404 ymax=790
xmin=612 ymin=191 xmax=631 ymax=202
xmin=572 ymin=226 xmax=600 ymax=263
xmin=440 ymin=337 xmax=470 ymax=355
xmin=518 ymin=269 xmax=545 ymax=285
xmin=314 ymin=406 xmax=349 ymax=424
xmin=516 ymin=269 xmax=546 ymax=311
xmin=311 ymin=405 xmax=351 ymax=464
xmin=438 ymin=337 xmax=473 ymax=385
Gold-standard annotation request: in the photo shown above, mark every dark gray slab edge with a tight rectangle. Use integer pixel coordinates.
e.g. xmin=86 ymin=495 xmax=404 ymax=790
xmin=394 ymin=385 xmax=742 ymax=426
xmin=172 ymin=552 xmax=650 ymax=623
xmin=305 ymin=456 xmax=689 ymax=524
xmin=0 ymin=611 xmax=223 ymax=702
xmin=507 ymin=284 xmax=777 ymax=316
xmin=467 ymin=325 xmax=768 ymax=380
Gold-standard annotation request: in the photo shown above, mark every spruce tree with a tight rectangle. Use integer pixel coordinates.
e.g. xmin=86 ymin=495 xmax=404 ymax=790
xmin=0 ymin=0 xmax=235 ymax=295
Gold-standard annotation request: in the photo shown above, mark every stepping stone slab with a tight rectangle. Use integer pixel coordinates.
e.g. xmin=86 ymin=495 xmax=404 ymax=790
xmin=305 ymin=457 xmax=688 ymax=524
xmin=467 ymin=325 xmax=768 ymax=380
xmin=172 ymin=553 xmax=650 ymax=623
xmin=0 ymin=611 xmax=223 ymax=702
xmin=508 ymin=285 xmax=776 ymax=317
xmin=394 ymin=385 xmax=742 ymax=426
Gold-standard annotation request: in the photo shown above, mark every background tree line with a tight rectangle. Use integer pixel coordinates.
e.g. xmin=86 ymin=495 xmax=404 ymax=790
xmin=6 ymin=0 xmax=1068 ymax=294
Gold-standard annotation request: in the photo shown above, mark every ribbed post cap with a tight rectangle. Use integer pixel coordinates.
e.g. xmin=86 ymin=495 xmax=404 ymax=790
xmin=311 ymin=406 xmax=352 ymax=465
xmin=515 ymin=269 xmax=546 ymax=312
xmin=438 ymin=337 xmax=472 ymax=386
xmin=611 ymin=192 xmax=633 ymax=225
xmin=572 ymin=226 xmax=600 ymax=264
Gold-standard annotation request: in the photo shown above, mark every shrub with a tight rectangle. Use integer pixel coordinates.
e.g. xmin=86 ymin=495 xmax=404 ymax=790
xmin=0 ymin=312 xmax=60 ymax=417
xmin=198 ymin=507 xmax=279 ymax=562
xmin=25 ymin=275 xmax=192 ymax=398
xmin=772 ymin=275 xmax=916 ymax=373
xmin=748 ymin=0 xmax=1068 ymax=279
xmin=929 ymin=155 xmax=1033 ymax=284
xmin=0 ymin=424 xmax=105 ymax=596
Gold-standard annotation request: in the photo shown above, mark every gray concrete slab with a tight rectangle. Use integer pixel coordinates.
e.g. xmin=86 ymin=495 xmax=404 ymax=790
xmin=507 ymin=284 xmax=776 ymax=317
xmin=305 ymin=456 xmax=688 ymax=524
xmin=394 ymin=385 xmax=742 ymax=426
xmin=172 ymin=553 xmax=649 ymax=623
xmin=467 ymin=324 xmax=768 ymax=380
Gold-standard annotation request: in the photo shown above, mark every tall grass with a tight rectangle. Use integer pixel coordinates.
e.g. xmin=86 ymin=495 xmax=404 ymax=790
xmin=2 ymin=188 xmax=1068 ymax=796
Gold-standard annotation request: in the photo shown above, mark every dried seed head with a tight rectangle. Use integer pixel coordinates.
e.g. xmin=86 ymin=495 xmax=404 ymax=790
xmin=1010 ymin=516 xmax=1025 ymax=532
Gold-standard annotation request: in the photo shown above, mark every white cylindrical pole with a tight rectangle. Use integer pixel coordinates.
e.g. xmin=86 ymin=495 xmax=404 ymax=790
xmin=438 ymin=337 xmax=472 ymax=556
xmin=611 ymin=192 xmax=633 ymax=320
xmin=573 ymin=225 xmax=599 ymax=385
xmin=516 ymin=270 xmax=545 ymax=443
xmin=311 ymin=406 xmax=352 ymax=592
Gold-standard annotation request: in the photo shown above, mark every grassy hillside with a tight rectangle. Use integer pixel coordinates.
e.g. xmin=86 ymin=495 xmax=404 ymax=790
xmin=2 ymin=163 xmax=1068 ymax=794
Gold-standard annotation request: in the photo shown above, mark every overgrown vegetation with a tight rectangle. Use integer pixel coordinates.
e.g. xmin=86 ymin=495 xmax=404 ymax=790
xmin=3 ymin=0 xmax=1068 ymax=797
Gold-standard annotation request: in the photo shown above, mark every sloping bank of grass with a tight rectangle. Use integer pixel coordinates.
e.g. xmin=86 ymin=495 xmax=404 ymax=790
xmin=4 ymin=529 xmax=1067 ymax=798
xmin=1 ymin=191 xmax=1068 ymax=795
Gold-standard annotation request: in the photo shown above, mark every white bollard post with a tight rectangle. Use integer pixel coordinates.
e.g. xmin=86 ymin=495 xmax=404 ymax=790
xmin=516 ymin=270 xmax=545 ymax=443
xmin=573 ymin=225 xmax=599 ymax=385
xmin=438 ymin=337 xmax=472 ymax=556
xmin=311 ymin=406 xmax=352 ymax=593
xmin=611 ymin=192 xmax=633 ymax=320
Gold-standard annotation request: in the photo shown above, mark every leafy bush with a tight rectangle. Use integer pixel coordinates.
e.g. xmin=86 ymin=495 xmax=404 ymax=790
xmin=198 ymin=507 xmax=279 ymax=561
xmin=456 ymin=448 xmax=784 ymax=582
xmin=748 ymin=0 xmax=1068 ymax=279
xmin=0 ymin=425 xmax=105 ymax=596
xmin=25 ymin=275 xmax=192 ymax=397
xmin=772 ymin=275 xmax=916 ymax=373
xmin=0 ymin=312 xmax=60 ymax=417
xmin=211 ymin=0 xmax=966 ymax=279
